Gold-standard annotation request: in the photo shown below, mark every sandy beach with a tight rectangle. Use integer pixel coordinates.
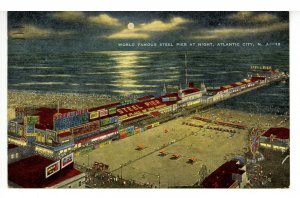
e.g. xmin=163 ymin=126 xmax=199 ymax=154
xmin=74 ymin=107 xmax=289 ymax=187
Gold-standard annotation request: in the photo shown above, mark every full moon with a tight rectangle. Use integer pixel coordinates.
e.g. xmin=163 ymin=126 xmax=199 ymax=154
xmin=128 ymin=22 xmax=135 ymax=30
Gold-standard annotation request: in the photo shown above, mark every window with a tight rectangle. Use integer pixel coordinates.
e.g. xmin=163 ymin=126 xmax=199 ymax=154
xmin=15 ymin=153 xmax=19 ymax=158
xmin=11 ymin=154 xmax=15 ymax=159
xmin=79 ymin=181 xmax=82 ymax=187
xmin=64 ymin=149 xmax=68 ymax=153
xmin=68 ymin=185 xmax=71 ymax=188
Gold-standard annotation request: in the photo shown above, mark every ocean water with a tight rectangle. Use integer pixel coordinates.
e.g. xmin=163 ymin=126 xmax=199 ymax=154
xmin=8 ymin=47 xmax=289 ymax=115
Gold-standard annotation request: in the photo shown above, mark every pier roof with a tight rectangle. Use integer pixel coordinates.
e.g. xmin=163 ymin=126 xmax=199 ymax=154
xmin=250 ymin=76 xmax=266 ymax=82
xmin=136 ymin=95 xmax=155 ymax=101
xmin=117 ymin=98 xmax=166 ymax=116
xmin=181 ymin=88 xmax=200 ymax=95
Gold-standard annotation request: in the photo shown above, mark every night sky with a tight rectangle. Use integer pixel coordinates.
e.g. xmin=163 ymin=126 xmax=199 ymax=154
xmin=8 ymin=11 xmax=289 ymax=52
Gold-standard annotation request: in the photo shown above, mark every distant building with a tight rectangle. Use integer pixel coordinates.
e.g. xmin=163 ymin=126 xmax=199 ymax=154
xmin=8 ymin=155 xmax=85 ymax=188
xmin=201 ymin=160 xmax=247 ymax=188
xmin=260 ymin=128 xmax=289 ymax=152
xmin=178 ymin=87 xmax=202 ymax=107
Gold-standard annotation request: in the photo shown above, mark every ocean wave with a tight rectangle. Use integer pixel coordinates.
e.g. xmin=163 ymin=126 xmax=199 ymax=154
xmin=30 ymin=74 xmax=74 ymax=77
xmin=144 ymin=79 xmax=178 ymax=83
xmin=208 ymin=71 xmax=242 ymax=75
xmin=9 ymin=66 xmax=64 ymax=69
xmin=11 ymin=82 xmax=65 ymax=86
xmin=187 ymin=74 xmax=205 ymax=77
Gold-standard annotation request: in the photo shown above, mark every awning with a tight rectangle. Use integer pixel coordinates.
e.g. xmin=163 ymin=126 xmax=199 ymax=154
xmin=150 ymin=111 xmax=161 ymax=117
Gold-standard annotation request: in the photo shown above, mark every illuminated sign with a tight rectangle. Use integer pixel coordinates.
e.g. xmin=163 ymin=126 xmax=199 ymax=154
xmin=45 ymin=160 xmax=60 ymax=178
xmin=54 ymin=110 xmax=89 ymax=131
xmin=108 ymin=107 xmax=117 ymax=115
xmin=100 ymin=118 xmax=110 ymax=126
xmin=117 ymin=99 xmax=162 ymax=115
xmin=109 ymin=116 xmax=118 ymax=124
xmin=72 ymin=121 xmax=100 ymax=136
xmin=99 ymin=109 xmax=108 ymax=117
xmin=27 ymin=124 xmax=34 ymax=133
xmin=27 ymin=116 xmax=39 ymax=125
xmin=61 ymin=153 xmax=74 ymax=168
xmin=26 ymin=133 xmax=37 ymax=137
xmin=89 ymin=111 xmax=99 ymax=120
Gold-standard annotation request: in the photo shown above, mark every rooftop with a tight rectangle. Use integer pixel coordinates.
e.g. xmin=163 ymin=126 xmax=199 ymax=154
xmin=8 ymin=143 xmax=18 ymax=150
xmin=57 ymin=131 xmax=73 ymax=138
xmin=250 ymin=76 xmax=266 ymax=82
xmin=8 ymin=155 xmax=82 ymax=188
xmin=117 ymin=98 xmax=166 ymax=116
xmin=262 ymin=128 xmax=290 ymax=140
xmin=34 ymin=107 xmax=76 ymax=130
xmin=136 ymin=95 xmax=155 ymax=101
xmin=181 ymin=88 xmax=200 ymax=95
xmin=201 ymin=160 xmax=245 ymax=188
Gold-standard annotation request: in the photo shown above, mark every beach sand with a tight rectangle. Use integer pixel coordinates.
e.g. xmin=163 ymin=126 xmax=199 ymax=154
xmin=74 ymin=107 xmax=289 ymax=187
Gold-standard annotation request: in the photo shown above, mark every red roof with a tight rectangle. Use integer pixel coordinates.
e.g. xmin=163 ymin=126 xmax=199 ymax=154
xmin=250 ymin=76 xmax=266 ymax=82
xmin=181 ymin=88 xmax=200 ymax=95
xmin=117 ymin=98 xmax=164 ymax=116
xmin=88 ymin=102 xmax=120 ymax=112
xmin=150 ymin=111 xmax=161 ymax=117
xmin=34 ymin=107 xmax=76 ymax=130
xmin=262 ymin=128 xmax=289 ymax=139
xmin=8 ymin=144 xmax=18 ymax=149
xmin=207 ymin=87 xmax=228 ymax=93
xmin=136 ymin=95 xmax=155 ymax=101
xmin=58 ymin=132 xmax=72 ymax=138
xmin=8 ymin=155 xmax=82 ymax=188
xmin=201 ymin=160 xmax=245 ymax=188
xmin=230 ymin=84 xmax=239 ymax=87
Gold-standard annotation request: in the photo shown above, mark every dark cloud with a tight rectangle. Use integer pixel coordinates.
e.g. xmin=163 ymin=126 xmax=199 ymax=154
xmin=8 ymin=11 xmax=289 ymax=52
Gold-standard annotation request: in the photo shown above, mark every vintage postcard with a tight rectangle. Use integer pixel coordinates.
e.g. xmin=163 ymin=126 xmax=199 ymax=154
xmin=7 ymin=11 xmax=289 ymax=188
